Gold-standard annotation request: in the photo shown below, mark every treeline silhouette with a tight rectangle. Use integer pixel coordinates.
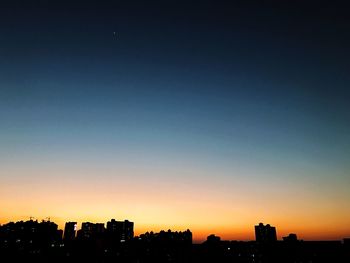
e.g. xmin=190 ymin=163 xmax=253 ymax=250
xmin=0 ymin=219 xmax=349 ymax=262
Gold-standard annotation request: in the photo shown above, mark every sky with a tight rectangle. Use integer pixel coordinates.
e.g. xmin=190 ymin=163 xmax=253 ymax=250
xmin=0 ymin=0 xmax=350 ymax=242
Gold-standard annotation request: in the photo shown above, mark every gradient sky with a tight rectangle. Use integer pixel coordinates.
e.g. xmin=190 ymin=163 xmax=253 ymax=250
xmin=1 ymin=0 xmax=350 ymax=242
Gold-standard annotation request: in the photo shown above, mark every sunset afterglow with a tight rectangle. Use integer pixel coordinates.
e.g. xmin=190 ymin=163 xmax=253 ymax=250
xmin=1 ymin=1 xmax=350 ymax=243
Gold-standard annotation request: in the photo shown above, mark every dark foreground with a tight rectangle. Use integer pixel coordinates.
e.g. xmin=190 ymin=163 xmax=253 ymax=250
xmin=2 ymin=239 xmax=350 ymax=263
xmin=1 ymin=220 xmax=349 ymax=262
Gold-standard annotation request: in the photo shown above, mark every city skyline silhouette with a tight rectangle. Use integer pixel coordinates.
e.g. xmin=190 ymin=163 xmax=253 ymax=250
xmin=1 ymin=216 xmax=349 ymax=244
xmin=1 ymin=217 xmax=349 ymax=262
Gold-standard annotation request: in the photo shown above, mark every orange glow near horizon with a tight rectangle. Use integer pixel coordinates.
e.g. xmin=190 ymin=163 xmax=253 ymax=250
xmin=1 ymin=160 xmax=349 ymax=242
xmin=1 ymin=185 xmax=349 ymax=241
xmin=0 ymin=214 xmax=349 ymax=242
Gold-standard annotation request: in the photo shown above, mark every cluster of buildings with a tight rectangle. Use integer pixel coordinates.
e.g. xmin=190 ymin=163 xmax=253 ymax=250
xmin=255 ymin=222 xmax=300 ymax=244
xmin=138 ymin=229 xmax=192 ymax=245
xmin=63 ymin=219 xmax=134 ymax=242
xmin=1 ymin=219 xmax=349 ymax=262
xmin=0 ymin=219 xmax=330 ymax=247
xmin=0 ymin=218 xmax=135 ymax=255
xmin=0 ymin=219 xmax=62 ymax=251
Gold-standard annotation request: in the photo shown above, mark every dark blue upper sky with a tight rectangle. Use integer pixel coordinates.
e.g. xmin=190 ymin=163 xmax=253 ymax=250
xmin=2 ymin=0 xmax=349 ymax=157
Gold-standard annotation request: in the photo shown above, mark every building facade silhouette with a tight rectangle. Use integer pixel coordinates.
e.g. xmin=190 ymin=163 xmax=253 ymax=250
xmin=255 ymin=223 xmax=277 ymax=243
xmin=106 ymin=219 xmax=134 ymax=242
xmin=63 ymin=222 xmax=77 ymax=240
xmin=77 ymin=222 xmax=105 ymax=240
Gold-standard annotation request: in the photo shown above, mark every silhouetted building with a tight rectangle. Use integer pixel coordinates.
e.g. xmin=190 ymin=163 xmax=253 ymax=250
xmin=77 ymin=222 xmax=105 ymax=240
xmin=283 ymin=233 xmax=298 ymax=242
xmin=0 ymin=219 xmax=62 ymax=253
xmin=206 ymin=234 xmax=221 ymax=243
xmin=94 ymin=223 xmax=105 ymax=235
xmin=138 ymin=229 xmax=192 ymax=245
xmin=255 ymin=223 xmax=277 ymax=243
xmin=135 ymin=229 xmax=192 ymax=262
xmin=64 ymin=222 xmax=77 ymax=240
xmin=106 ymin=219 xmax=134 ymax=241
